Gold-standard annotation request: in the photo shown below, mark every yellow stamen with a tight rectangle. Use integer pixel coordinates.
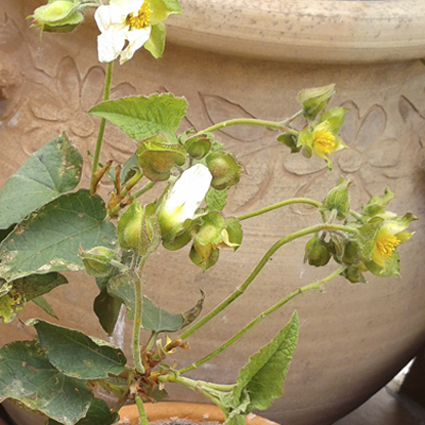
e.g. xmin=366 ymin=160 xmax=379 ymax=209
xmin=375 ymin=235 xmax=401 ymax=259
xmin=126 ymin=2 xmax=153 ymax=29
xmin=313 ymin=130 xmax=336 ymax=155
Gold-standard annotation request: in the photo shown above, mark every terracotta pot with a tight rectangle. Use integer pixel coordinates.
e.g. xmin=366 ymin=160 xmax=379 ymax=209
xmin=117 ymin=402 xmax=278 ymax=425
xmin=1 ymin=2 xmax=425 ymax=425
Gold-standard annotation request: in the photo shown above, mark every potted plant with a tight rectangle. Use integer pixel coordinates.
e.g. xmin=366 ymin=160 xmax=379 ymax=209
xmin=0 ymin=1 xmax=421 ymax=425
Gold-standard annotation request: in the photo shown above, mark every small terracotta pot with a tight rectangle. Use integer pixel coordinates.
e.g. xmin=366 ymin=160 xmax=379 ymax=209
xmin=118 ymin=402 xmax=278 ymax=425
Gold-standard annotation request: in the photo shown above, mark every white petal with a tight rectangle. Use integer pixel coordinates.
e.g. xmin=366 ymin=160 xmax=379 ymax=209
xmin=94 ymin=5 xmax=113 ymax=33
xmin=119 ymin=26 xmax=151 ymax=64
xmin=165 ymin=164 xmax=213 ymax=222
xmin=110 ymin=0 xmax=144 ymax=16
xmin=97 ymin=29 xmax=126 ymax=63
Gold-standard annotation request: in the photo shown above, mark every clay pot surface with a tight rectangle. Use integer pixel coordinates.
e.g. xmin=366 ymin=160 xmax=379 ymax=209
xmin=1 ymin=1 xmax=425 ymax=425
xmin=118 ymin=402 xmax=277 ymax=425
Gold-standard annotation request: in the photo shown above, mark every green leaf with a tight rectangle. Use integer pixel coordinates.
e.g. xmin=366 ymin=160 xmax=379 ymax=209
xmin=0 ymin=189 xmax=116 ymax=283
xmin=0 ymin=133 xmax=82 ymax=230
xmin=94 ymin=275 xmax=123 ymax=335
xmin=0 ymin=273 xmax=67 ymax=323
xmin=29 ymin=319 xmax=126 ymax=380
xmin=32 ymin=296 xmax=58 ymax=319
xmin=48 ymin=398 xmax=119 ymax=425
xmin=89 ymin=94 xmax=187 ymax=143
xmin=0 ymin=340 xmax=94 ymax=425
xmin=13 ymin=272 xmax=68 ymax=302
xmin=206 ymin=186 xmax=228 ymax=212
xmin=107 ymin=275 xmax=204 ymax=333
xmin=233 ymin=311 xmax=299 ymax=411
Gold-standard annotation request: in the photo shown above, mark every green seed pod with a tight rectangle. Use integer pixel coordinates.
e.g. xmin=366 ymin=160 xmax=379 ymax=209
xmin=304 ymin=235 xmax=332 ymax=267
xmin=206 ymin=151 xmax=242 ymax=190
xmin=30 ymin=1 xmax=84 ymax=33
xmin=117 ymin=202 xmax=144 ymax=251
xmin=321 ymin=177 xmax=351 ymax=220
xmin=81 ymin=247 xmax=117 ymax=277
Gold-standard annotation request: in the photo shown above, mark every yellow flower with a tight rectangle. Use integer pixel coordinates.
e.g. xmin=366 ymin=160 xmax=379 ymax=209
xmin=371 ymin=218 xmax=415 ymax=271
xmin=311 ymin=121 xmax=347 ymax=169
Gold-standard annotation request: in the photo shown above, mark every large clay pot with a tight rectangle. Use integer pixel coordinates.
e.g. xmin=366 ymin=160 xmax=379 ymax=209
xmin=1 ymin=1 xmax=425 ymax=425
xmin=118 ymin=402 xmax=277 ymax=425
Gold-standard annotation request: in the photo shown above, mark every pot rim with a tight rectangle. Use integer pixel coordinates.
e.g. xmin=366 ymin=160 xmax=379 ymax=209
xmin=166 ymin=0 xmax=425 ymax=63
xmin=118 ymin=402 xmax=278 ymax=425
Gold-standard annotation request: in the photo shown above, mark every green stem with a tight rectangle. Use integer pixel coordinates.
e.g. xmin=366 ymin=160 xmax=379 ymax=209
xmin=132 ymin=257 xmax=147 ymax=374
xmin=133 ymin=180 xmax=156 ymax=199
xmin=179 ymin=223 xmax=356 ymax=341
xmin=236 ymin=198 xmax=322 ymax=221
xmin=135 ymin=394 xmax=149 ymax=425
xmin=145 ymin=331 xmax=158 ymax=352
xmin=179 ymin=267 xmax=345 ymax=375
xmin=158 ymin=375 xmax=229 ymax=411
xmin=193 ymin=118 xmax=298 ymax=138
xmin=90 ymin=61 xmax=113 ymax=188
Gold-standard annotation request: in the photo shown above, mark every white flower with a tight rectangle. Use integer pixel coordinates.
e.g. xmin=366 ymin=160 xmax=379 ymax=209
xmin=94 ymin=0 xmax=153 ymax=64
xmin=159 ymin=164 xmax=213 ymax=236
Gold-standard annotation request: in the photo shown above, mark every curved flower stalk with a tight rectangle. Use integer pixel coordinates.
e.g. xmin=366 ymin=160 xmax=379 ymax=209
xmin=95 ymin=0 xmax=182 ymax=64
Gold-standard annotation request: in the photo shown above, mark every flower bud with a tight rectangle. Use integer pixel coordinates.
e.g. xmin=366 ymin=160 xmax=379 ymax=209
xmin=206 ymin=151 xmax=242 ymax=190
xmin=298 ymin=84 xmax=336 ymax=120
xmin=81 ymin=247 xmax=117 ymax=277
xmin=30 ymin=1 xmax=84 ymax=34
xmin=304 ymin=236 xmax=331 ymax=267
xmin=321 ymin=177 xmax=351 ymax=220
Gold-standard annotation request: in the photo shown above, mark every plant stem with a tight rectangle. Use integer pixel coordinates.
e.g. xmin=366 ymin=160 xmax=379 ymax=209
xmin=90 ymin=61 xmax=113 ymax=190
xmin=179 ymin=223 xmax=356 ymax=341
xmin=133 ymin=180 xmax=156 ymax=199
xmin=236 ymin=198 xmax=322 ymax=221
xmin=179 ymin=267 xmax=345 ymax=375
xmin=158 ymin=375 xmax=229 ymax=410
xmin=135 ymin=394 xmax=149 ymax=425
xmin=193 ymin=118 xmax=298 ymax=138
xmin=132 ymin=256 xmax=147 ymax=374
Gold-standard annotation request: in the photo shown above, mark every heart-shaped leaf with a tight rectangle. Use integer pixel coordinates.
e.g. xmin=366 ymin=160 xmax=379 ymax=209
xmin=89 ymin=94 xmax=187 ymax=143
xmin=0 ymin=189 xmax=116 ymax=282
xmin=0 ymin=340 xmax=94 ymax=425
xmin=0 ymin=133 xmax=82 ymax=230
xmin=29 ymin=319 xmax=127 ymax=380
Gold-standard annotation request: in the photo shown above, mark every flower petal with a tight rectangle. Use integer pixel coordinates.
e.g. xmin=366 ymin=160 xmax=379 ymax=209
xmin=120 ymin=26 xmax=151 ymax=64
xmin=97 ymin=29 xmax=126 ymax=63
xmin=165 ymin=164 xmax=213 ymax=223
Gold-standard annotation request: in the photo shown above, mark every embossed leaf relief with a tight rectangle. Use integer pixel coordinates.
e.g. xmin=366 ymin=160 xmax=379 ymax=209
xmin=27 ymin=56 xmax=105 ymax=146
xmin=285 ymin=101 xmax=410 ymax=215
xmin=399 ymin=95 xmax=425 ymax=150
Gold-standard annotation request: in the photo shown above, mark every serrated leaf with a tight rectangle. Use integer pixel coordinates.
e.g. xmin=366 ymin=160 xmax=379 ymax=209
xmin=233 ymin=311 xmax=299 ymax=411
xmin=48 ymin=398 xmax=119 ymax=425
xmin=107 ymin=275 xmax=204 ymax=333
xmin=206 ymin=187 xmax=228 ymax=212
xmin=89 ymin=94 xmax=187 ymax=143
xmin=0 ymin=133 xmax=82 ymax=230
xmin=29 ymin=320 xmax=126 ymax=380
xmin=0 ymin=189 xmax=116 ymax=283
xmin=0 ymin=340 xmax=93 ymax=425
